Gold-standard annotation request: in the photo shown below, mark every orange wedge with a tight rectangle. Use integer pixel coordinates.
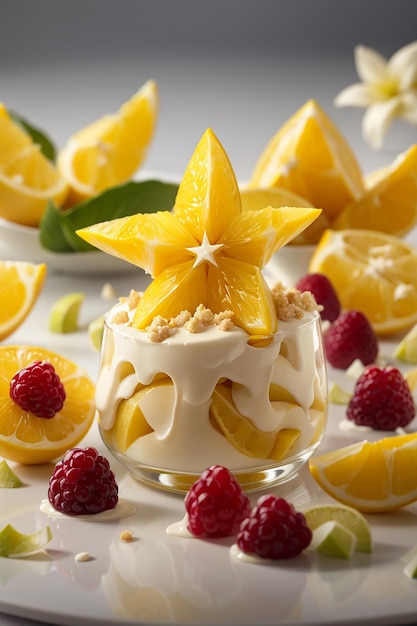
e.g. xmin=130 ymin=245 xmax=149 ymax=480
xmin=333 ymin=145 xmax=417 ymax=237
xmin=309 ymin=229 xmax=417 ymax=335
xmin=248 ymin=99 xmax=364 ymax=221
xmin=0 ymin=104 xmax=68 ymax=226
xmin=0 ymin=346 xmax=96 ymax=464
xmin=57 ymin=80 xmax=158 ymax=206
xmin=309 ymin=434 xmax=417 ymax=512
xmin=0 ymin=261 xmax=46 ymax=340
xmin=77 ymin=128 xmax=321 ymax=335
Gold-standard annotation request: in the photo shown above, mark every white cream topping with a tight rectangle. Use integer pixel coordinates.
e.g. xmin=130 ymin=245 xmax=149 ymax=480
xmin=96 ymin=301 xmax=326 ymax=472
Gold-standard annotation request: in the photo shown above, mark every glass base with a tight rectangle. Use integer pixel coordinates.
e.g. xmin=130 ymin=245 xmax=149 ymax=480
xmin=102 ymin=438 xmax=321 ymax=494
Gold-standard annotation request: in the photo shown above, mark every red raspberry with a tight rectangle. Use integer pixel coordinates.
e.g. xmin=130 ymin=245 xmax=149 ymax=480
xmin=324 ymin=310 xmax=378 ymax=369
xmin=237 ymin=494 xmax=312 ymax=560
xmin=185 ymin=465 xmax=251 ymax=538
xmin=48 ymin=447 xmax=119 ymax=516
xmin=295 ymin=273 xmax=341 ymax=322
xmin=347 ymin=365 xmax=415 ymax=430
xmin=10 ymin=360 xmax=66 ymax=419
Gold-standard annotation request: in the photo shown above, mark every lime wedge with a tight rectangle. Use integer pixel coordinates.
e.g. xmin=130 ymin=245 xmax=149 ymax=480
xmin=311 ymin=520 xmax=357 ymax=559
xmin=329 ymin=382 xmax=352 ymax=405
xmin=303 ymin=503 xmax=373 ymax=553
xmin=0 ymin=523 xmax=52 ymax=557
xmin=0 ymin=459 xmax=22 ymax=488
xmin=403 ymin=550 xmax=417 ymax=578
xmin=394 ymin=323 xmax=417 ymax=364
xmin=88 ymin=315 xmax=105 ymax=351
xmin=48 ymin=291 xmax=85 ymax=333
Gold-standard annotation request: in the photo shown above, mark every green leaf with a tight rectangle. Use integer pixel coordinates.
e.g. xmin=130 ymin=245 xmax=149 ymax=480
xmin=39 ymin=180 xmax=179 ymax=253
xmin=10 ymin=111 xmax=56 ymax=162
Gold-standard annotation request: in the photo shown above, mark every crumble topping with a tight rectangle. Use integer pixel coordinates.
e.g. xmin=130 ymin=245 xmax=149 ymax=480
xmin=109 ymin=284 xmax=320 ymax=342
xmin=271 ymin=282 xmax=322 ymax=321
xmin=120 ymin=529 xmax=134 ymax=542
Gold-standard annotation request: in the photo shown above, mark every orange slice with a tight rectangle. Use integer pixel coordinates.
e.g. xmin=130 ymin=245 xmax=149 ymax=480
xmin=248 ymin=99 xmax=364 ymax=221
xmin=0 ymin=346 xmax=96 ymax=464
xmin=309 ymin=229 xmax=417 ymax=335
xmin=333 ymin=144 xmax=417 ymax=237
xmin=309 ymin=434 xmax=417 ymax=512
xmin=0 ymin=104 xmax=68 ymax=226
xmin=57 ymin=79 xmax=158 ymax=206
xmin=0 ymin=261 xmax=47 ymax=340
xmin=77 ymin=128 xmax=321 ymax=335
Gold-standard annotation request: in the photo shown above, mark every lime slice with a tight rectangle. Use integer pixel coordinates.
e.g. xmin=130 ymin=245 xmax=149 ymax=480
xmin=0 ymin=459 xmax=22 ymax=488
xmin=88 ymin=315 xmax=105 ymax=351
xmin=394 ymin=323 xmax=417 ymax=364
xmin=310 ymin=520 xmax=357 ymax=559
xmin=329 ymin=382 xmax=352 ymax=405
xmin=303 ymin=503 xmax=373 ymax=553
xmin=48 ymin=291 xmax=85 ymax=333
xmin=0 ymin=523 xmax=52 ymax=557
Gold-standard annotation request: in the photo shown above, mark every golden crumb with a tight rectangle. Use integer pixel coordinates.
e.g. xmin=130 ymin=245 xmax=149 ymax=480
xmin=271 ymin=282 xmax=322 ymax=321
xmin=147 ymin=316 xmax=172 ymax=342
xmin=111 ymin=310 xmax=129 ymax=324
xmin=127 ymin=289 xmax=141 ymax=309
xmin=120 ymin=530 xmax=134 ymax=542
xmin=145 ymin=305 xmax=235 ymax=342
xmin=169 ymin=310 xmax=191 ymax=328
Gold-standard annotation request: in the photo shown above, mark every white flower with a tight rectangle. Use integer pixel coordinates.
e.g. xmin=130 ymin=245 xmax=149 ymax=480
xmin=334 ymin=41 xmax=417 ymax=149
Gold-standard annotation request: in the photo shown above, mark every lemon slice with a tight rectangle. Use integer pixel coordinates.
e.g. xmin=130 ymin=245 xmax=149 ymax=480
xmin=0 ymin=261 xmax=47 ymax=341
xmin=309 ymin=229 xmax=417 ymax=335
xmin=48 ymin=291 xmax=85 ymax=333
xmin=57 ymin=80 xmax=158 ymax=206
xmin=309 ymin=434 xmax=417 ymax=512
xmin=0 ymin=103 xmax=68 ymax=226
xmin=310 ymin=520 xmax=357 ymax=559
xmin=0 ymin=523 xmax=52 ymax=557
xmin=0 ymin=459 xmax=22 ymax=488
xmin=303 ymin=503 xmax=372 ymax=552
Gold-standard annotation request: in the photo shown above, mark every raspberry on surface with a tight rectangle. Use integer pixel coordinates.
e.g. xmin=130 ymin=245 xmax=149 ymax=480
xmin=9 ymin=360 xmax=66 ymax=419
xmin=324 ymin=310 xmax=378 ymax=369
xmin=48 ymin=447 xmax=119 ymax=516
xmin=236 ymin=494 xmax=312 ymax=560
xmin=346 ymin=366 xmax=416 ymax=430
xmin=185 ymin=465 xmax=251 ymax=538
xmin=295 ymin=273 xmax=340 ymax=322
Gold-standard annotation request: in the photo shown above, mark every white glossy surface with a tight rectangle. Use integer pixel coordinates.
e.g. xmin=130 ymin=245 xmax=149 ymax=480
xmin=1 ymin=269 xmax=417 ymax=626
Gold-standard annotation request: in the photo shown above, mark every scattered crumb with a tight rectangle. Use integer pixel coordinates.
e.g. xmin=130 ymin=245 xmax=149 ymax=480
xmin=74 ymin=552 xmax=91 ymax=562
xmin=111 ymin=310 xmax=129 ymax=324
xmin=146 ymin=305 xmax=235 ymax=342
xmin=120 ymin=529 xmax=134 ymax=542
xmin=101 ymin=282 xmax=118 ymax=300
xmin=126 ymin=289 xmax=141 ymax=309
xmin=271 ymin=282 xmax=322 ymax=321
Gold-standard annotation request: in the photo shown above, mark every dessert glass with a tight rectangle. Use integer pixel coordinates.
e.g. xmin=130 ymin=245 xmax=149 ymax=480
xmin=97 ymin=304 xmax=327 ymax=493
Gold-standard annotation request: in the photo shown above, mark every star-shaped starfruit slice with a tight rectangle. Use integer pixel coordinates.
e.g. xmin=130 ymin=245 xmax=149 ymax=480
xmin=77 ymin=129 xmax=320 ymax=335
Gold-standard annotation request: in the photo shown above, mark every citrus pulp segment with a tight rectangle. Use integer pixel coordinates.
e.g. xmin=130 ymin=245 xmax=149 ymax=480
xmin=0 ymin=103 xmax=68 ymax=226
xmin=0 ymin=346 xmax=96 ymax=464
xmin=209 ymin=383 xmax=300 ymax=460
xmin=77 ymin=128 xmax=321 ymax=336
xmin=309 ymin=229 xmax=417 ymax=335
xmin=248 ymin=99 xmax=364 ymax=221
xmin=309 ymin=434 xmax=417 ymax=512
xmin=57 ymin=79 xmax=158 ymax=206
xmin=303 ymin=503 xmax=372 ymax=552
xmin=333 ymin=144 xmax=417 ymax=237
xmin=0 ymin=261 xmax=47 ymax=341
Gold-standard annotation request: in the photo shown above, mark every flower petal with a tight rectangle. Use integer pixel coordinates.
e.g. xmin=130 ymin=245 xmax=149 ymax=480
xmin=354 ymin=45 xmax=389 ymax=83
xmin=398 ymin=90 xmax=417 ymax=125
xmin=389 ymin=41 xmax=417 ymax=89
xmin=362 ymin=99 xmax=401 ymax=149
xmin=334 ymin=83 xmax=381 ymax=108
xmin=207 ymin=258 xmax=277 ymax=335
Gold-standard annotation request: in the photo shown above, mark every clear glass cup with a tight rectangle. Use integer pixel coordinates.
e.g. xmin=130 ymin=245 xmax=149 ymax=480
xmin=97 ymin=311 xmax=327 ymax=493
